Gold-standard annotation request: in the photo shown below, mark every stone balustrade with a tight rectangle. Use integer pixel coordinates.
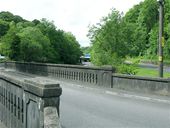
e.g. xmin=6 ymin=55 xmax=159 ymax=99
xmin=4 ymin=61 xmax=113 ymax=88
xmin=0 ymin=69 xmax=62 ymax=128
xmin=2 ymin=61 xmax=170 ymax=101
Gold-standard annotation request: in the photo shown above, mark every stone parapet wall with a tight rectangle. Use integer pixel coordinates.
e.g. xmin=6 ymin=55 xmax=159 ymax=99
xmin=3 ymin=61 xmax=170 ymax=96
xmin=4 ymin=61 xmax=113 ymax=88
xmin=112 ymin=74 xmax=170 ymax=96
xmin=0 ymin=70 xmax=62 ymax=128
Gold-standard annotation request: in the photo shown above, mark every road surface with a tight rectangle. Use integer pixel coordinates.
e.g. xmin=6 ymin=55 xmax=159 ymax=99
xmin=125 ymin=61 xmax=170 ymax=72
xmin=0 ymin=68 xmax=170 ymax=128
xmin=60 ymin=84 xmax=170 ymax=128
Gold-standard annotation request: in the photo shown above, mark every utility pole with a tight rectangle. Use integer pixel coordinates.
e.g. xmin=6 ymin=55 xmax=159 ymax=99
xmin=158 ymin=0 xmax=164 ymax=77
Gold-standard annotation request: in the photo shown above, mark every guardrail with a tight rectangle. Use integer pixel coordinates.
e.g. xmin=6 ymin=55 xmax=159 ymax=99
xmin=4 ymin=61 xmax=113 ymax=88
xmin=0 ymin=71 xmax=62 ymax=128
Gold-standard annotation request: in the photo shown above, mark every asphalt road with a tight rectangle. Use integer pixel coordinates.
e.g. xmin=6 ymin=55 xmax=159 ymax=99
xmin=60 ymin=84 xmax=170 ymax=128
xmin=138 ymin=63 xmax=170 ymax=72
xmin=0 ymin=122 xmax=7 ymax=128
xmin=125 ymin=61 xmax=170 ymax=72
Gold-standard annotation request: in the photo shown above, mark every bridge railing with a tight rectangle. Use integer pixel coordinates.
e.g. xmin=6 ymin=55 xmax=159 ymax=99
xmin=2 ymin=61 xmax=170 ymax=96
xmin=112 ymin=74 xmax=170 ymax=96
xmin=4 ymin=61 xmax=113 ymax=88
xmin=0 ymin=71 xmax=62 ymax=128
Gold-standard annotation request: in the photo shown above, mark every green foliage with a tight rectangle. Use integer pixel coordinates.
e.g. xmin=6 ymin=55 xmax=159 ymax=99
xmin=81 ymin=46 xmax=91 ymax=54
xmin=88 ymin=0 xmax=170 ymax=74
xmin=146 ymin=24 xmax=158 ymax=58
xmin=17 ymin=27 xmax=51 ymax=62
xmin=133 ymin=26 xmax=148 ymax=56
xmin=0 ymin=11 xmax=15 ymax=22
xmin=0 ymin=22 xmax=20 ymax=59
xmin=137 ymin=0 xmax=158 ymax=33
xmin=124 ymin=4 xmax=141 ymax=23
xmin=117 ymin=64 xmax=138 ymax=75
xmin=136 ymin=67 xmax=170 ymax=78
xmin=0 ymin=12 xmax=82 ymax=64
xmin=122 ymin=0 xmax=159 ymax=57
xmin=0 ymin=19 xmax=9 ymax=37
xmin=88 ymin=9 xmax=128 ymax=67
xmin=36 ymin=19 xmax=82 ymax=64
xmin=0 ymin=11 xmax=25 ymax=23
xmin=62 ymin=32 xmax=82 ymax=64
xmin=117 ymin=58 xmax=139 ymax=75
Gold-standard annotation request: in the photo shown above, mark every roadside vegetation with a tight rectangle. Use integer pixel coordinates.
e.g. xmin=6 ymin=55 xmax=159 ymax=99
xmin=136 ymin=67 xmax=170 ymax=78
xmin=87 ymin=0 xmax=170 ymax=76
xmin=0 ymin=0 xmax=170 ymax=78
xmin=0 ymin=12 xmax=82 ymax=64
xmin=126 ymin=56 xmax=170 ymax=66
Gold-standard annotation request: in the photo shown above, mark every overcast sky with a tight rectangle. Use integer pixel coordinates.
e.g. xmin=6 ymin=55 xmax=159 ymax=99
xmin=0 ymin=0 xmax=143 ymax=47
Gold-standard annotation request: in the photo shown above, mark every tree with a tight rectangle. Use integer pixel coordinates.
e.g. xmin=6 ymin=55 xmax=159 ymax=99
xmin=0 ymin=22 xmax=20 ymax=60
xmin=81 ymin=46 xmax=91 ymax=54
xmin=137 ymin=0 xmax=158 ymax=33
xmin=62 ymin=32 xmax=82 ymax=64
xmin=0 ymin=11 xmax=25 ymax=23
xmin=122 ymin=0 xmax=159 ymax=57
xmin=36 ymin=19 xmax=61 ymax=63
xmin=17 ymin=27 xmax=51 ymax=62
xmin=0 ymin=11 xmax=86 ymax=64
xmin=0 ymin=19 xmax=9 ymax=37
xmin=88 ymin=9 xmax=127 ymax=66
xmin=124 ymin=3 xmax=142 ymax=23
xmin=36 ymin=19 xmax=82 ymax=64
xmin=123 ymin=2 xmax=144 ymax=56
xmin=164 ymin=0 xmax=170 ymax=59
xmin=146 ymin=24 xmax=159 ymax=58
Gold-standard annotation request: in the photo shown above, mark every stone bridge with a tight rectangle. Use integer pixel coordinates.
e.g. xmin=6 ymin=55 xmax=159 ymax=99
xmin=0 ymin=64 xmax=62 ymax=128
xmin=0 ymin=61 xmax=113 ymax=128
xmin=0 ymin=61 xmax=170 ymax=128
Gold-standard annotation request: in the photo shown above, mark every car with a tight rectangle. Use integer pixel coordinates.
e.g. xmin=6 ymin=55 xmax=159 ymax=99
xmin=0 ymin=55 xmax=5 ymax=59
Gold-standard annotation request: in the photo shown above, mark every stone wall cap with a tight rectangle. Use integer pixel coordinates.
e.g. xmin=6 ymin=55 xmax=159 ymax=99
xmin=24 ymin=77 xmax=60 ymax=88
xmin=0 ymin=71 xmax=62 ymax=98
xmin=5 ymin=61 xmax=113 ymax=71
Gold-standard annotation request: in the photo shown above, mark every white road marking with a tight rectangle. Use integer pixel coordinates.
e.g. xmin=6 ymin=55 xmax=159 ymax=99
xmin=105 ymin=91 xmax=170 ymax=104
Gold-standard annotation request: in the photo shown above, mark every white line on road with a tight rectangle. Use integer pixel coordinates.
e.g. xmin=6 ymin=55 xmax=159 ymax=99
xmin=105 ymin=91 xmax=170 ymax=104
xmin=61 ymin=82 xmax=170 ymax=104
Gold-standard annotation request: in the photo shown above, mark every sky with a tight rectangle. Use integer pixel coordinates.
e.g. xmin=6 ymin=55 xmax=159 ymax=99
xmin=0 ymin=0 xmax=143 ymax=47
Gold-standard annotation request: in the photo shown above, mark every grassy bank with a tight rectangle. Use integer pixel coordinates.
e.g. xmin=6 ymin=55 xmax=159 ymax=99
xmin=136 ymin=67 xmax=170 ymax=78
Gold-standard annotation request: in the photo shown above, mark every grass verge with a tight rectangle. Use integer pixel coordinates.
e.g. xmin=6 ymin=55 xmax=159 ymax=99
xmin=136 ymin=67 xmax=170 ymax=78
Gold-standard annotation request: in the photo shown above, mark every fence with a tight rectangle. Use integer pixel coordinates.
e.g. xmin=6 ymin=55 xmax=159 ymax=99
xmin=4 ymin=61 xmax=113 ymax=88
xmin=0 ymin=71 xmax=62 ymax=128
